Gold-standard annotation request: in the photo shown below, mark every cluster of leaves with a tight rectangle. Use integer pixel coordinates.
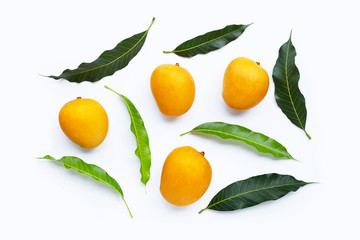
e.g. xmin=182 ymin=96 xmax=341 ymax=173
xmin=163 ymin=23 xmax=312 ymax=212
xmin=41 ymin=18 xmax=313 ymax=217
xmin=41 ymin=18 xmax=155 ymax=218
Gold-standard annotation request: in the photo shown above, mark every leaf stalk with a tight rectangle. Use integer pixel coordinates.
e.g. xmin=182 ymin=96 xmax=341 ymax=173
xmin=179 ymin=131 xmax=191 ymax=136
xmin=122 ymin=198 xmax=133 ymax=218
xmin=198 ymin=208 xmax=207 ymax=214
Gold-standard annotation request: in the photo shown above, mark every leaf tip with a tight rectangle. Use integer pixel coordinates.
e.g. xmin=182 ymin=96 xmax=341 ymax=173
xmin=309 ymin=181 xmax=319 ymax=185
xmin=286 ymin=153 xmax=297 ymax=161
xmin=44 ymin=75 xmax=60 ymax=80
xmin=141 ymin=176 xmax=150 ymax=186
xmin=37 ymin=155 xmax=55 ymax=160
xmin=39 ymin=73 xmax=48 ymax=78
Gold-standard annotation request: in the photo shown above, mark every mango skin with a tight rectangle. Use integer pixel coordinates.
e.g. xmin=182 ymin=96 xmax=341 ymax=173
xmin=59 ymin=97 xmax=109 ymax=149
xmin=151 ymin=64 xmax=195 ymax=117
xmin=160 ymin=146 xmax=212 ymax=206
xmin=222 ymin=57 xmax=269 ymax=110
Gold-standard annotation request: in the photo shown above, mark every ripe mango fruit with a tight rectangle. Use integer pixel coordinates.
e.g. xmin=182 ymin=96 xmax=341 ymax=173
xmin=223 ymin=57 xmax=269 ymax=110
xmin=150 ymin=63 xmax=195 ymax=117
xmin=160 ymin=146 xmax=212 ymax=206
xmin=59 ymin=97 xmax=109 ymax=148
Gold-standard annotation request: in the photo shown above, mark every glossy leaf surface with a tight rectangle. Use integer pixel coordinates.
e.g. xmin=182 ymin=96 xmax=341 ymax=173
xmin=48 ymin=18 xmax=155 ymax=83
xmin=163 ymin=23 xmax=251 ymax=57
xmin=38 ymin=155 xmax=132 ymax=217
xmin=272 ymin=31 xmax=310 ymax=139
xmin=105 ymin=86 xmax=151 ymax=186
xmin=181 ymin=122 xmax=294 ymax=159
xmin=200 ymin=173 xmax=312 ymax=213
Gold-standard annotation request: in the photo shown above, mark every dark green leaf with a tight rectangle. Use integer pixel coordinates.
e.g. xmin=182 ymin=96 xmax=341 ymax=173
xmin=272 ymin=31 xmax=311 ymax=139
xmin=181 ymin=122 xmax=294 ymax=159
xmin=48 ymin=18 xmax=155 ymax=83
xmin=199 ymin=173 xmax=312 ymax=213
xmin=105 ymin=86 xmax=151 ymax=186
xmin=163 ymin=23 xmax=252 ymax=57
xmin=38 ymin=155 xmax=132 ymax=218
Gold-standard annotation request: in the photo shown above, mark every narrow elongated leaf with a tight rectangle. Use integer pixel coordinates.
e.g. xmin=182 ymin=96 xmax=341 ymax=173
xmin=181 ymin=122 xmax=294 ymax=159
xmin=105 ymin=86 xmax=151 ymax=186
xmin=272 ymin=31 xmax=311 ymax=139
xmin=48 ymin=18 xmax=155 ymax=83
xmin=38 ymin=155 xmax=132 ymax=218
xmin=163 ymin=23 xmax=251 ymax=57
xmin=199 ymin=173 xmax=312 ymax=213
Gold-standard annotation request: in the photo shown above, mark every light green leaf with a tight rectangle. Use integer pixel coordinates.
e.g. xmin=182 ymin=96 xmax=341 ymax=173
xmin=47 ymin=18 xmax=155 ymax=83
xmin=105 ymin=86 xmax=151 ymax=186
xmin=181 ymin=122 xmax=294 ymax=159
xmin=38 ymin=155 xmax=132 ymax=218
xmin=200 ymin=173 xmax=313 ymax=213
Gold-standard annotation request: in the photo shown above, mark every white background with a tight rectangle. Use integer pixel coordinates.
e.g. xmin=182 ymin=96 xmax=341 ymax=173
xmin=1 ymin=0 xmax=359 ymax=239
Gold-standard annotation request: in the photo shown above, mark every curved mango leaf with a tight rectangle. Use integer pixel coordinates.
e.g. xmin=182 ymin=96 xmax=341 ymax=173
xmin=48 ymin=18 xmax=155 ymax=83
xmin=163 ymin=23 xmax=252 ymax=57
xmin=181 ymin=122 xmax=294 ymax=159
xmin=272 ymin=31 xmax=311 ymax=139
xmin=105 ymin=86 xmax=151 ymax=186
xmin=199 ymin=173 xmax=312 ymax=213
xmin=38 ymin=155 xmax=132 ymax=218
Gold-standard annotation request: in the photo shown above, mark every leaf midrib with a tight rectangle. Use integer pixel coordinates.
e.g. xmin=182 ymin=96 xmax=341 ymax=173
xmin=105 ymin=86 xmax=150 ymax=186
xmin=61 ymin=160 xmax=124 ymax=198
xmin=171 ymin=25 xmax=247 ymax=53
xmin=41 ymin=155 xmax=132 ymax=218
xmin=203 ymin=182 xmax=305 ymax=211
xmin=190 ymin=128 xmax=289 ymax=158
xmin=284 ymin=37 xmax=306 ymax=133
xmin=120 ymin=95 xmax=146 ymax=165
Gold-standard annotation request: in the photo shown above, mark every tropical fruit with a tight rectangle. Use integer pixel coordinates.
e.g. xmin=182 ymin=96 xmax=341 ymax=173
xmin=59 ymin=97 xmax=109 ymax=148
xmin=222 ymin=57 xmax=269 ymax=110
xmin=160 ymin=146 xmax=212 ymax=206
xmin=151 ymin=63 xmax=195 ymax=117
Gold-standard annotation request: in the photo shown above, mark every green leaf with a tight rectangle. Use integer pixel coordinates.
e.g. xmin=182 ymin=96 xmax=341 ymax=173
xmin=105 ymin=86 xmax=151 ymax=186
xmin=48 ymin=18 xmax=155 ymax=83
xmin=181 ymin=122 xmax=294 ymax=160
xmin=163 ymin=23 xmax=252 ymax=57
xmin=38 ymin=155 xmax=133 ymax=218
xmin=272 ymin=31 xmax=311 ymax=139
xmin=199 ymin=173 xmax=312 ymax=213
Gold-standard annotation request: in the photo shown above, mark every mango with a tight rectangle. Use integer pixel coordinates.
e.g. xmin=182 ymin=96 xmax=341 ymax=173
xmin=59 ymin=97 xmax=109 ymax=148
xmin=150 ymin=63 xmax=195 ymax=117
xmin=222 ymin=57 xmax=269 ymax=110
xmin=160 ymin=146 xmax=212 ymax=206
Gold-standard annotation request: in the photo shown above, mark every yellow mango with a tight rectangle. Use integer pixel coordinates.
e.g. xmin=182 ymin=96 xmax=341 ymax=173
xmin=223 ymin=57 xmax=269 ymax=110
xmin=59 ymin=97 xmax=109 ymax=149
xmin=151 ymin=63 xmax=195 ymax=117
xmin=160 ymin=146 xmax=212 ymax=206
